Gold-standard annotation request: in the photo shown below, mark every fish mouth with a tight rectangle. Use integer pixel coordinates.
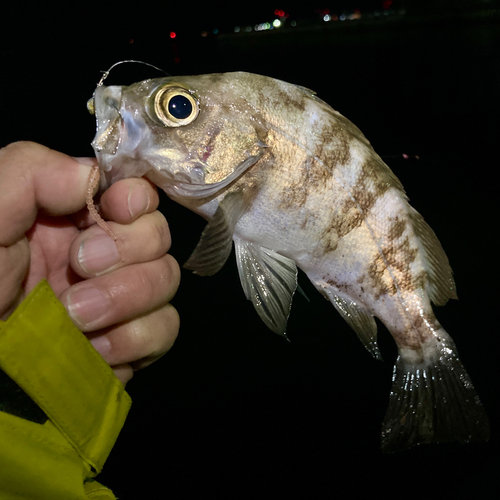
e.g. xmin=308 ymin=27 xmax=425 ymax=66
xmin=90 ymin=85 xmax=124 ymax=169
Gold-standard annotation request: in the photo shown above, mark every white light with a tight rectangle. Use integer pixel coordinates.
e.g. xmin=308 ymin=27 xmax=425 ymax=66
xmin=291 ymin=20 xmax=297 ymax=27
xmin=273 ymin=19 xmax=281 ymax=28
xmin=323 ymin=14 xmax=331 ymax=21
xmin=234 ymin=26 xmax=240 ymax=33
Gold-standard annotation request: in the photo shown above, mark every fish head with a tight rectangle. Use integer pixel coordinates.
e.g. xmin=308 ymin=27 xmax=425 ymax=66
xmin=88 ymin=73 xmax=266 ymax=199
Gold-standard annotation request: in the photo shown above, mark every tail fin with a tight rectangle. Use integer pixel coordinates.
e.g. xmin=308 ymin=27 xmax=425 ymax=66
xmin=381 ymin=339 xmax=490 ymax=453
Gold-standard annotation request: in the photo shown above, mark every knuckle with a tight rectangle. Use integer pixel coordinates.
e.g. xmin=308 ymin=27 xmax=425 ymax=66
xmin=1 ymin=141 xmax=45 ymax=162
xmin=150 ymin=211 xmax=171 ymax=249
xmin=163 ymin=254 xmax=181 ymax=289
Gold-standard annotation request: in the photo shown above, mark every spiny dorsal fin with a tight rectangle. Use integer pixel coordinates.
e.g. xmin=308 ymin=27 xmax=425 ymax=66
xmin=234 ymin=239 xmax=298 ymax=338
xmin=408 ymin=207 xmax=457 ymax=305
xmin=184 ymin=192 xmax=249 ymax=276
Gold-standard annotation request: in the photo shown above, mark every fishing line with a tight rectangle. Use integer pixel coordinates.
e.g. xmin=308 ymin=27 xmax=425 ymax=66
xmin=97 ymin=60 xmax=170 ymax=87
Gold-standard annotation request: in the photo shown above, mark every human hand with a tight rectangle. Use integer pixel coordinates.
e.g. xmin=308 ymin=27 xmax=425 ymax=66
xmin=0 ymin=141 xmax=180 ymax=384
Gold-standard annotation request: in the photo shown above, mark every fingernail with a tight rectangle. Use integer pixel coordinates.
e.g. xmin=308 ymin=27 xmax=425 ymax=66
xmin=66 ymin=287 xmax=111 ymax=328
xmin=128 ymin=183 xmax=150 ymax=219
xmin=89 ymin=335 xmax=112 ymax=360
xmin=78 ymin=233 xmax=120 ymax=275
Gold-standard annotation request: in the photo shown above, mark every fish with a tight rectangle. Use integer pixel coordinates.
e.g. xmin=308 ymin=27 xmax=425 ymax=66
xmin=88 ymin=71 xmax=490 ymax=452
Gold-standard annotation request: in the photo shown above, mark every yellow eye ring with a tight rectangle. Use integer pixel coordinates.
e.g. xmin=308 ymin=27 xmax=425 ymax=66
xmin=152 ymin=85 xmax=199 ymax=127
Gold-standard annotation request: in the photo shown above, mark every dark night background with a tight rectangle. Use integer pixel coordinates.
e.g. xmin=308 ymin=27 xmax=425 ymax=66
xmin=1 ymin=1 xmax=499 ymax=498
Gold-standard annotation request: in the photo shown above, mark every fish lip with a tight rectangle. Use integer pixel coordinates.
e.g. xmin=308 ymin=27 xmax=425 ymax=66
xmin=91 ymin=85 xmax=124 ymax=157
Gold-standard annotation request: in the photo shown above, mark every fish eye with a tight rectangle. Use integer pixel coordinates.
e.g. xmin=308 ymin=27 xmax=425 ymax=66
xmin=168 ymin=94 xmax=193 ymax=119
xmin=152 ymin=85 xmax=199 ymax=127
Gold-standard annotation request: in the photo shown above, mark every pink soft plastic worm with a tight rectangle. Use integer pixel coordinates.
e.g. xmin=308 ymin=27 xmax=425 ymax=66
xmin=86 ymin=165 xmax=117 ymax=241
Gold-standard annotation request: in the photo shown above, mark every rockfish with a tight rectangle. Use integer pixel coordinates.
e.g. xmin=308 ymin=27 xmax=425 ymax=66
xmin=88 ymin=72 xmax=489 ymax=452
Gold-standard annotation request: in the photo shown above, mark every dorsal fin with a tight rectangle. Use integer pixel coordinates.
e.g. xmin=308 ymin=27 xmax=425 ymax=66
xmin=408 ymin=207 xmax=457 ymax=305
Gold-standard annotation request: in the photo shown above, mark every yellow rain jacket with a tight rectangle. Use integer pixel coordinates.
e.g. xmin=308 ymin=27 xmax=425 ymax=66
xmin=0 ymin=280 xmax=131 ymax=499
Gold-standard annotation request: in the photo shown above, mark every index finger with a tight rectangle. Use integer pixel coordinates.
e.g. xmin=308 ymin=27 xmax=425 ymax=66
xmin=0 ymin=141 xmax=92 ymax=246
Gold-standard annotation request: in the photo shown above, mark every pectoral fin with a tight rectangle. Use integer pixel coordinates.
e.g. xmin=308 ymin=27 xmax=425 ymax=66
xmin=234 ymin=239 xmax=298 ymax=338
xmin=184 ymin=192 xmax=249 ymax=276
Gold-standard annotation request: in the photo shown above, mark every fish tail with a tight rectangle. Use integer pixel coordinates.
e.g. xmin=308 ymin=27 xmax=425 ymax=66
xmin=381 ymin=336 xmax=490 ymax=453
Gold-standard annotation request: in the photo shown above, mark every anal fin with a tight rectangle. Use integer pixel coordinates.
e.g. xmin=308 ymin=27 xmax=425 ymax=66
xmin=330 ymin=293 xmax=381 ymax=360
xmin=320 ymin=287 xmax=381 ymax=360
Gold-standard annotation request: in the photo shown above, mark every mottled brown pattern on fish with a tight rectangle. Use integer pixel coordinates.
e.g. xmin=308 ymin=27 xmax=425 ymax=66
xmin=274 ymin=89 xmax=307 ymax=113
xmin=383 ymin=236 xmax=419 ymax=283
xmin=395 ymin=312 xmax=441 ymax=353
xmin=314 ymin=122 xmax=352 ymax=170
xmin=272 ymin=114 xmax=355 ymax=213
xmin=325 ymin=278 xmax=356 ymax=297
xmin=367 ymin=223 xmax=421 ymax=300
xmin=367 ymin=254 xmax=397 ymax=300
xmin=278 ymin=155 xmax=331 ymax=211
xmin=388 ymin=216 xmax=407 ymax=240
xmin=321 ymin=158 xmax=395 ymax=248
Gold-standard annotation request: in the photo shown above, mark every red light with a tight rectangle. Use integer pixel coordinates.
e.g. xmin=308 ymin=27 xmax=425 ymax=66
xmin=382 ymin=0 xmax=392 ymax=9
xmin=170 ymin=32 xmax=176 ymax=39
xmin=274 ymin=9 xmax=285 ymax=17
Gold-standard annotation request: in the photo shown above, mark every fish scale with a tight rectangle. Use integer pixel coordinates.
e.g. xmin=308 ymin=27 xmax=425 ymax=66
xmin=88 ymin=71 xmax=489 ymax=452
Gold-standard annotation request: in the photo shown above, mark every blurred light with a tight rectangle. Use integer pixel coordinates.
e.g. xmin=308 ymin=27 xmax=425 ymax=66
xmin=170 ymin=32 xmax=176 ymax=39
xmin=323 ymin=14 xmax=331 ymax=21
xmin=273 ymin=19 xmax=281 ymax=28
xmin=274 ymin=9 xmax=284 ymax=17
xmin=255 ymin=22 xmax=273 ymax=31
xmin=291 ymin=20 xmax=297 ymax=27
xmin=339 ymin=14 xmax=345 ymax=21
xmin=245 ymin=26 xmax=252 ymax=32
xmin=382 ymin=0 xmax=393 ymax=9
xmin=234 ymin=26 xmax=240 ymax=33
xmin=213 ymin=28 xmax=219 ymax=34
xmin=201 ymin=31 xmax=208 ymax=37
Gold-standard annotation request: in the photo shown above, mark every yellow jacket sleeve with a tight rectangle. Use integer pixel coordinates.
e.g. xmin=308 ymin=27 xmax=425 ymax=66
xmin=0 ymin=280 xmax=131 ymax=499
